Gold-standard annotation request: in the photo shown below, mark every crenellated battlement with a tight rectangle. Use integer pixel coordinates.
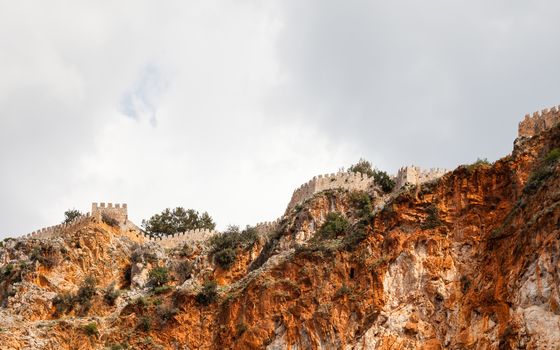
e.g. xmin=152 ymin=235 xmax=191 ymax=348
xmin=285 ymin=171 xmax=374 ymax=212
xmin=518 ymin=105 xmax=560 ymax=138
xmin=92 ymin=202 xmax=128 ymax=224
xmin=255 ymin=218 xmax=282 ymax=235
xmin=394 ymin=166 xmax=448 ymax=189
xmin=146 ymin=228 xmax=219 ymax=249
xmin=20 ymin=213 xmax=92 ymax=240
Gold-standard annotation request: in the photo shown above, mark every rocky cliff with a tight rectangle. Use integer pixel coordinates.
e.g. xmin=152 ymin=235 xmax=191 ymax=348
xmin=1 ymin=120 xmax=559 ymax=349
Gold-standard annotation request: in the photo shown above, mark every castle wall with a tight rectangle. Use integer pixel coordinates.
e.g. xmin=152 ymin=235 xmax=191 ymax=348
xmin=394 ymin=166 xmax=448 ymax=189
xmin=92 ymin=202 xmax=128 ymax=224
xmin=255 ymin=218 xmax=282 ymax=236
xmin=518 ymin=106 xmax=560 ymax=138
xmin=22 ymin=213 xmax=92 ymax=240
xmin=286 ymin=172 xmax=374 ymax=212
xmin=146 ymin=228 xmax=219 ymax=249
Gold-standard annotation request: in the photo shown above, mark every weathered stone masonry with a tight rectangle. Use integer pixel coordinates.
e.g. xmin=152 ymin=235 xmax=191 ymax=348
xmin=147 ymin=228 xmax=219 ymax=249
xmin=518 ymin=105 xmax=560 ymax=138
xmin=394 ymin=166 xmax=448 ymax=190
xmin=92 ymin=202 xmax=128 ymax=224
xmin=286 ymin=172 xmax=374 ymax=212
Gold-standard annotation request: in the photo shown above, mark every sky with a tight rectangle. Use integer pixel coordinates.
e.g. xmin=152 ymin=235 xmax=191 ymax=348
xmin=1 ymin=1 xmax=560 ymax=238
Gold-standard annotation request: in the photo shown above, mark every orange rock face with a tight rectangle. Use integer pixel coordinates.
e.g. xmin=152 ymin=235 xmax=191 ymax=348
xmin=1 ymin=125 xmax=560 ymax=349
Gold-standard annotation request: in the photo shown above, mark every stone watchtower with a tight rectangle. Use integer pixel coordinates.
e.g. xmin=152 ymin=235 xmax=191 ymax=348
xmin=92 ymin=202 xmax=128 ymax=224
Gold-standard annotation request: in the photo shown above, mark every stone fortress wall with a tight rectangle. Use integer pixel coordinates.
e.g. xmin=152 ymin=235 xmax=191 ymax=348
xmin=518 ymin=105 xmax=560 ymax=138
xmin=286 ymin=172 xmax=374 ymax=212
xmin=394 ymin=166 xmax=448 ymax=190
xmin=92 ymin=202 xmax=128 ymax=224
xmin=21 ymin=213 xmax=92 ymax=240
xmin=255 ymin=218 xmax=282 ymax=236
xmin=146 ymin=228 xmax=219 ymax=249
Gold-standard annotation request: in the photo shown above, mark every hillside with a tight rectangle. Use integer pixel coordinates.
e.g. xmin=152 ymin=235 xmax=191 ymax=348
xmin=1 ymin=108 xmax=560 ymax=349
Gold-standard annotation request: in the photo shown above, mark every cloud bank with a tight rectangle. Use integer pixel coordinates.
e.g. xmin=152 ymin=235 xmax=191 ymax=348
xmin=1 ymin=1 xmax=559 ymax=237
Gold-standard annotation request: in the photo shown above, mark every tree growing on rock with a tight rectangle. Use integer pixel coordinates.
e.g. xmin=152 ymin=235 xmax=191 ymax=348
xmin=142 ymin=207 xmax=216 ymax=236
xmin=63 ymin=209 xmax=82 ymax=224
xmin=348 ymin=158 xmax=395 ymax=193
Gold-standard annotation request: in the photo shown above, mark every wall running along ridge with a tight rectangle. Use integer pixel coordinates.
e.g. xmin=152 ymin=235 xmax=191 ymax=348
xmin=518 ymin=105 xmax=560 ymax=138
xmin=286 ymin=172 xmax=374 ymax=212
xmin=19 ymin=213 xmax=92 ymax=240
xmin=146 ymin=228 xmax=219 ymax=249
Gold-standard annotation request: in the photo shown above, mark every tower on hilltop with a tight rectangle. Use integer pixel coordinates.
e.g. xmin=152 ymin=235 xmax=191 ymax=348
xmin=91 ymin=202 xmax=128 ymax=224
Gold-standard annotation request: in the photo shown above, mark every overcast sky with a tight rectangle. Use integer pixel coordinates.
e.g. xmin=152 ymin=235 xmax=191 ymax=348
xmin=1 ymin=1 xmax=559 ymax=238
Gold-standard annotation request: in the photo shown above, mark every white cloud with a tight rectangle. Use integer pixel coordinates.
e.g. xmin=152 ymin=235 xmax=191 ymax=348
xmin=1 ymin=1 xmax=560 ymax=237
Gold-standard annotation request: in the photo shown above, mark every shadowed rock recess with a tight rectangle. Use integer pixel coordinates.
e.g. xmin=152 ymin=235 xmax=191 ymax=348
xmin=1 ymin=106 xmax=560 ymax=349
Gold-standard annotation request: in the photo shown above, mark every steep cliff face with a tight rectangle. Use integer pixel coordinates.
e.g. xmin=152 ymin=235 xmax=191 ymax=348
xmin=1 ymin=125 xmax=559 ymax=350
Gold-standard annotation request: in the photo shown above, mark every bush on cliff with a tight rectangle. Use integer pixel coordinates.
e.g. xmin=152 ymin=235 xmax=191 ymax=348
xmin=421 ymin=204 xmax=443 ymax=230
xmin=523 ymin=148 xmax=560 ymax=194
xmin=195 ymin=280 xmax=218 ymax=306
xmin=209 ymin=225 xmax=259 ymax=269
xmin=544 ymin=147 xmax=560 ymax=165
xmin=318 ymin=212 xmax=350 ymax=239
xmin=142 ymin=207 xmax=216 ymax=236
xmin=30 ymin=244 xmax=59 ymax=268
xmin=63 ymin=209 xmax=82 ymax=224
xmin=148 ymin=266 xmax=170 ymax=288
xmin=52 ymin=275 xmax=98 ymax=316
xmin=103 ymin=283 xmax=120 ymax=306
xmin=348 ymin=158 xmax=395 ymax=193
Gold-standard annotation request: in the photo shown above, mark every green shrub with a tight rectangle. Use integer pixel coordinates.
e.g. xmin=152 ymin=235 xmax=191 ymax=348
xmin=76 ymin=275 xmax=97 ymax=305
xmin=348 ymin=159 xmax=375 ymax=177
xmin=421 ymin=205 xmax=442 ymax=230
xmin=209 ymin=225 xmax=258 ymax=270
xmin=63 ymin=209 xmax=82 ymax=224
xmin=108 ymin=343 xmax=128 ymax=350
xmin=142 ymin=207 xmax=216 ymax=236
xmin=544 ymin=148 xmax=560 ymax=165
xmin=467 ymin=158 xmax=491 ymax=173
xmin=348 ymin=159 xmax=395 ymax=193
xmin=30 ymin=245 xmax=59 ymax=268
xmin=83 ymin=322 xmax=98 ymax=337
xmin=239 ymin=226 xmax=259 ymax=248
xmin=137 ymin=316 xmax=152 ymax=332
xmin=294 ymin=241 xmax=337 ymax=258
xmin=524 ymin=167 xmax=555 ymax=194
xmin=341 ymin=225 xmax=368 ymax=251
xmin=1 ymin=263 xmax=14 ymax=279
xmin=52 ymin=292 xmax=74 ymax=315
xmin=148 ymin=266 xmax=170 ymax=287
xmin=349 ymin=191 xmax=373 ymax=218
xmin=103 ymin=283 xmax=120 ymax=306
xmin=318 ymin=212 xmax=349 ymax=239
xmin=214 ymin=247 xmax=236 ymax=269
xmin=196 ymin=280 xmax=218 ymax=306
xmin=208 ymin=231 xmax=238 ymax=255
xmin=373 ymin=170 xmax=395 ymax=193
xmin=153 ymin=285 xmax=172 ymax=294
